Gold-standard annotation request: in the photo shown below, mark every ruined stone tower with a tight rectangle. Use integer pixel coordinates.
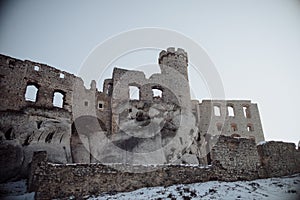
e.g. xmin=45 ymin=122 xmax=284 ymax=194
xmin=159 ymin=47 xmax=189 ymax=80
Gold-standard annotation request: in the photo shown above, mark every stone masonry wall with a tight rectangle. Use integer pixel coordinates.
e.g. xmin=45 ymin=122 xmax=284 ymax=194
xmin=28 ymin=136 xmax=300 ymax=199
xmin=0 ymin=54 xmax=77 ymax=112
xmin=257 ymin=141 xmax=300 ymax=178
xmin=211 ymin=135 xmax=260 ymax=181
xmin=0 ymin=54 xmax=111 ymax=128
xmin=29 ymin=152 xmax=214 ymax=200
xmin=198 ymin=100 xmax=265 ymax=143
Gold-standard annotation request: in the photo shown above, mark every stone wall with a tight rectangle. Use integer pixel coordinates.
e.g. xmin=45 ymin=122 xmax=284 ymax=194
xmin=0 ymin=51 xmax=275 ymax=191
xmin=197 ymin=100 xmax=265 ymax=143
xmin=29 ymin=152 xmax=213 ymax=200
xmin=0 ymin=54 xmax=77 ymax=112
xmin=257 ymin=141 xmax=300 ymax=178
xmin=28 ymin=136 xmax=300 ymax=199
xmin=211 ymin=135 xmax=260 ymax=181
xmin=0 ymin=54 xmax=113 ymax=171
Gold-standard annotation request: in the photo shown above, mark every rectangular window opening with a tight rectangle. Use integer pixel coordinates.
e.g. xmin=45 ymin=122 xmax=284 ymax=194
xmin=247 ymin=124 xmax=254 ymax=131
xmin=214 ymin=105 xmax=221 ymax=116
xmin=216 ymin=123 xmax=222 ymax=131
xmin=98 ymin=101 xmax=104 ymax=110
xmin=227 ymin=105 xmax=235 ymax=116
xmin=53 ymin=91 xmax=64 ymax=108
xmin=243 ymin=105 xmax=251 ymax=118
xmin=231 ymin=123 xmax=237 ymax=132
xmin=129 ymin=86 xmax=140 ymax=100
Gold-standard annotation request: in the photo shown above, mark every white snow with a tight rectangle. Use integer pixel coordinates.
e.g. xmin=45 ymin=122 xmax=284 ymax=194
xmin=257 ymin=141 xmax=268 ymax=145
xmin=1 ymin=174 xmax=299 ymax=200
xmin=89 ymin=174 xmax=300 ymax=200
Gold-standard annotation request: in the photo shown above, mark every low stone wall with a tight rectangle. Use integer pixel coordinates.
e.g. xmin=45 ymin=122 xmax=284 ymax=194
xmin=29 ymin=152 xmax=214 ymax=199
xmin=28 ymin=136 xmax=300 ymax=199
xmin=257 ymin=141 xmax=300 ymax=178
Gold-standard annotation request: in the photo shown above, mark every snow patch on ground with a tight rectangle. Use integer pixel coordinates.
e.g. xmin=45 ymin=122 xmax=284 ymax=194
xmin=1 ymin=174 xmax=299 ymax=200
xmin=89 ymin=174 xmax=300 ymax=200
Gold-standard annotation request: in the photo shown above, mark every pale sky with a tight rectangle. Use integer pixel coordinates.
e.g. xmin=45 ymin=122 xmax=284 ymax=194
xmin=1 ymin=0 xmax=300 ymax=145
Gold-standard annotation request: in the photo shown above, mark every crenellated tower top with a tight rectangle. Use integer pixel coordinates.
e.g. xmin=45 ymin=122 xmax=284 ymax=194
xmin=158 ymin=47 xmax=189 ymax=80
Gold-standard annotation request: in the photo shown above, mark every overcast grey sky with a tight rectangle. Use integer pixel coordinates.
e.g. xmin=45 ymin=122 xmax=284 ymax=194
xmin=1 ymin=0 xmax=300 ymax=145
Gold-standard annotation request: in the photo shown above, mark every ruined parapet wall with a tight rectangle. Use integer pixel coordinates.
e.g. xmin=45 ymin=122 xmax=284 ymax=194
xmin=108 ymin=48 xmax=196 ymax=164
xmin=72 ymin=79 xmax=111 ymax=132
xmin=0 ymin=54 xmax=113 ymax=180
xmin=257 ymin=141 xmax=300 ymax=178
xmin=110 ymin=66 xmax=192 ymax=132
xmin=0 ymin=54 xmax=110 ymax=122
xmin=198 ymin=100 xmax=265 ymax=143
xmin=210 ymin=135 xmax=260 ymax=181
xmin=109 ymin=63 xmax=196 ymax=164
xmin=0 ymin=54 xmax=78 ymax=113
xmin=103 ymin=78 xmax=113 ymax=96
xmin=95 ymin=92 xmax=111 ymax=132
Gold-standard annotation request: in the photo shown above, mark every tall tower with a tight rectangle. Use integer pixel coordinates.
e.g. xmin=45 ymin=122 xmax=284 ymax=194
xmin=158 ymin=47 xmax=189 ymax=80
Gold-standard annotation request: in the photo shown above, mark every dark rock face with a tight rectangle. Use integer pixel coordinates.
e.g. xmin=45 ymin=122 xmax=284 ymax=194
xmin=0 ymin=141 xmax=23 ymax=182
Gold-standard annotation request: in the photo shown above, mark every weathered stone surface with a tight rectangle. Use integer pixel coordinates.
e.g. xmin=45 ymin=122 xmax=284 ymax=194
xmin=29 ymin=152 xmax=213 ymax=200
xmin=196 ymin=100 xmax=265 ymax=144
xmin=179 ymin=153 xmax=199 ymax=165
xmin=0 ymin=112 xmax=71 ymax=181
xmin=0 ymin=50 xmax=267 ymax=173
xmin=211 ymin=135 xmax=260 ymax=181
xmin=1 ymin=48 xmax=297 ymax=198
xmin=28 ymin=136 xmax=300 ymax=199
xmin=0 ymin=140 xmax=23 ymax=182
xmin=257 ymin=141 xmax=300 ymax=178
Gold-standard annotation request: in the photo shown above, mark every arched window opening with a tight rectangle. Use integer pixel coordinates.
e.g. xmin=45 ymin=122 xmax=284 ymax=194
xmin=129 ymin=86 xmax=140 ymax=100
xmin=152 ymin=88 xmax=162 ymax=98
xmin=214 ymin=105 xmax=221 ymax=116
xmin=216 ymin=123 xmax=222 ymax=131
xmin=98 ymin=101 xmax=104 ymax=110
xmin=227 ymin=105 xmax=235 ymax=116
xmin=107 ymin=83 xmax=113 ymax=96
xmin=53 ymin=91 xmax=64 ymax=108
xmin=247 ymin=124 xmax=254 ymax=131
xmin=25 ymin=84 xmax=38 ymax=102
xmin=231 ymin=123 xmax=238 ymax=132
xmin=5 ymin=128 xmax=14 ymax=140
xmin=243 ymin=105 xmax=251 ymax=118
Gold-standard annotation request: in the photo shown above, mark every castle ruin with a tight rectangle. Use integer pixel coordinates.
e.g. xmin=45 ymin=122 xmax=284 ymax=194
xmin=0 ymin=48 xmax=299 ymax=199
